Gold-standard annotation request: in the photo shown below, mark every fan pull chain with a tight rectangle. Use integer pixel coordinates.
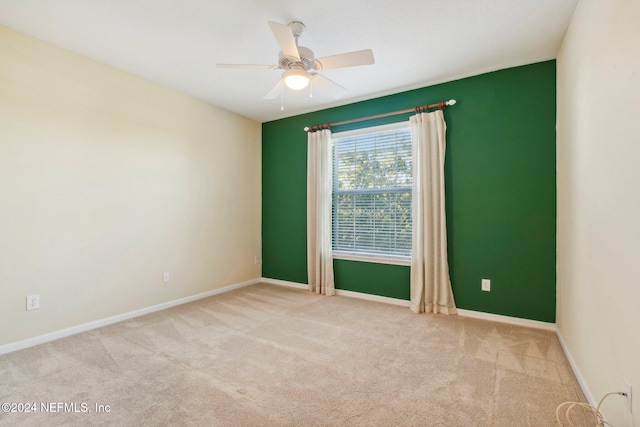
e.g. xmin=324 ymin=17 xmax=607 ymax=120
xmin=280 ymin=85 xmax=284 ymax=110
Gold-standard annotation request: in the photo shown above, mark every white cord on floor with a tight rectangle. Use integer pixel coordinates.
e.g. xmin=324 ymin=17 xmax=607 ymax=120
xmin=556 ymin=391 xmax=627 ymax=426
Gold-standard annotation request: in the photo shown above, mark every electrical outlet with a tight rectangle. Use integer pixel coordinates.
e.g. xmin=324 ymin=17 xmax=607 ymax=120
xmin=254 ymin=256 xmax=261 ymax=265
xmin=26 ymin=295 xmax=40 ymax=310
xmin=624 ymin=379 xmax=632 ymax=412
xmin=163 ymin=272 xmax=170 ymax=283
xmin=481 ymin=279 xmax=491 ymax=292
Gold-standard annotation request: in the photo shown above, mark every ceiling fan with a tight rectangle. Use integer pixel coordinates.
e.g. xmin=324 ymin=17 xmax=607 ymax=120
xmin=216 ymin=21 xmax=375 ymax=101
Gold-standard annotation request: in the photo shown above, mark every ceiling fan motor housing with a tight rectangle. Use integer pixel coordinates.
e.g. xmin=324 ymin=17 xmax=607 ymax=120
xmin=279 ymin=46 xmax=316 ymax=70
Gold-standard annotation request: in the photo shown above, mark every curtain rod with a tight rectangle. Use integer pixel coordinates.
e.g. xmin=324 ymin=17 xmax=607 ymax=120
xmin=303 ymin=99 xmax=456 ymax=132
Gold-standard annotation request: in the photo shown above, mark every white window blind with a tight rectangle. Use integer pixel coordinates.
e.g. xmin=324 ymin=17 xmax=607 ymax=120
xmin=332 ymin=122 xmax=412 ymax=258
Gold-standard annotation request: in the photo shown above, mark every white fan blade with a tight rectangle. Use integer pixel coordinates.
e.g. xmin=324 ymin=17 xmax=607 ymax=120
xmin=264 ymin=80 xmax=285 ymax=99
xmin=311 ymin=73 xmax=347 ymax=99
xmin=216 ymin=64 xmax=279 ymax=69
xmin=315 ymin=49 xmax=374 ymax=70
xmin=268 ymin=21 xmax=300 ymax=60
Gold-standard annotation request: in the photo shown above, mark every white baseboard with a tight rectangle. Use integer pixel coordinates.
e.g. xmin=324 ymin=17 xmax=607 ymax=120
xmin=335 ymin=289 xmax=411 ymax=307
xmin=0 ymin=278 xmax=261 ymax=355
xmin=555 ymin=329 xmax=597 ymax=407
xmin=456 ymin=309 xmax=557 ymax=331
xmin=261 ymin=278 xmax=409 ymax=307
xmin=261 ymin=278 xmax=555 ymax=330
xmin=261 ymin=277 xmax=308 ymax=290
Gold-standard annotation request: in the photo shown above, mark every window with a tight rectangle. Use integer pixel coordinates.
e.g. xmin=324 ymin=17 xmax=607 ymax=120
xmin=332 ymin=122 xmax=412 ymax=263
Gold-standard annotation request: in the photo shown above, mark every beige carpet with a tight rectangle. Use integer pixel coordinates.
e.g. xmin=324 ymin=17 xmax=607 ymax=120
xmin=0 ymin=283 xmax=589 ymax=426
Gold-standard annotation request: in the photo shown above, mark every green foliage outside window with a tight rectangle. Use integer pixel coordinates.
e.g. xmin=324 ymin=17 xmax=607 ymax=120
xmin=332 ymin=126 xmax=412 ymax=257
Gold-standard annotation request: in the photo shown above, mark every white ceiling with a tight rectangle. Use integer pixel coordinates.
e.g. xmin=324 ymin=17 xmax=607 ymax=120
xmin=0 ymin=0 xmax=577 ymax=123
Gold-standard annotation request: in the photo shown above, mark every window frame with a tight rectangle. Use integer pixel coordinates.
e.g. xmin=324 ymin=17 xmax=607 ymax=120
xmin=331 ymin=121 xmax=413 ymax=266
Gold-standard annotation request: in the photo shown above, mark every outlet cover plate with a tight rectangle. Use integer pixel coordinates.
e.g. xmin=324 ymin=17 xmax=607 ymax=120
xmin=481 ymin=279 xmax=491 ymax=292
xmin=163 ymin=272 xmax=170 ymax=283
xmin=26 ymin=295 xmax=40 ymax=310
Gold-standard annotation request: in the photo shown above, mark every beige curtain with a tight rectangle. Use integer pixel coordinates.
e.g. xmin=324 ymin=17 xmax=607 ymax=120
xmin=409 ymin=110 xmax=457 ymax=314
xmin=307 ymin=129 xmax=335 ymax=295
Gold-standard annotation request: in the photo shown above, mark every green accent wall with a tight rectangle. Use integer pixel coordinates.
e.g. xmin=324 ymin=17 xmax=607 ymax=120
xmin=262 ymin=61 xmax=557 ymax=322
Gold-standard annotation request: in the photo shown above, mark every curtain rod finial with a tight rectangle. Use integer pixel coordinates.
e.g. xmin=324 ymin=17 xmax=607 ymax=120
xmin=303 ymin=127 xmax=310 ymax=132
xmin=447 ymin=99 xmax=457 ymax=106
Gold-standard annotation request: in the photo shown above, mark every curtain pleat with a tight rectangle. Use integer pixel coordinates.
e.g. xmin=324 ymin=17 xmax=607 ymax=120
xmin=307 ymin=129 xmax=335 ymax=296
xmin=410 ymin=111 xmax=457 ymax=314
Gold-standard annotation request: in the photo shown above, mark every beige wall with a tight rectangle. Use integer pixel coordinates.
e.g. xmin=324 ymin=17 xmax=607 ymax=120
xmin=557 ymin=0 xmax=640 ymax=424
xmin=0 ymin=26 xmax=261 ymax=346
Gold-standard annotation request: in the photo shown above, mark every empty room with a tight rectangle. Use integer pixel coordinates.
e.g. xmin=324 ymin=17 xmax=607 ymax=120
xmin=0 ymin=1 xmax=638 ymax=426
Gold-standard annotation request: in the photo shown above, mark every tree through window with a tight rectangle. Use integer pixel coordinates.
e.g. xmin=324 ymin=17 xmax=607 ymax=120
xmin=332 ymin=122 xmax=412 ymax=258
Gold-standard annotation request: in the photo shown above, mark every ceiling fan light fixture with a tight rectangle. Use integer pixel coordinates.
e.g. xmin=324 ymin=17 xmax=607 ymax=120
xmin=283 ymin=69 xmax=310 ymax=90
